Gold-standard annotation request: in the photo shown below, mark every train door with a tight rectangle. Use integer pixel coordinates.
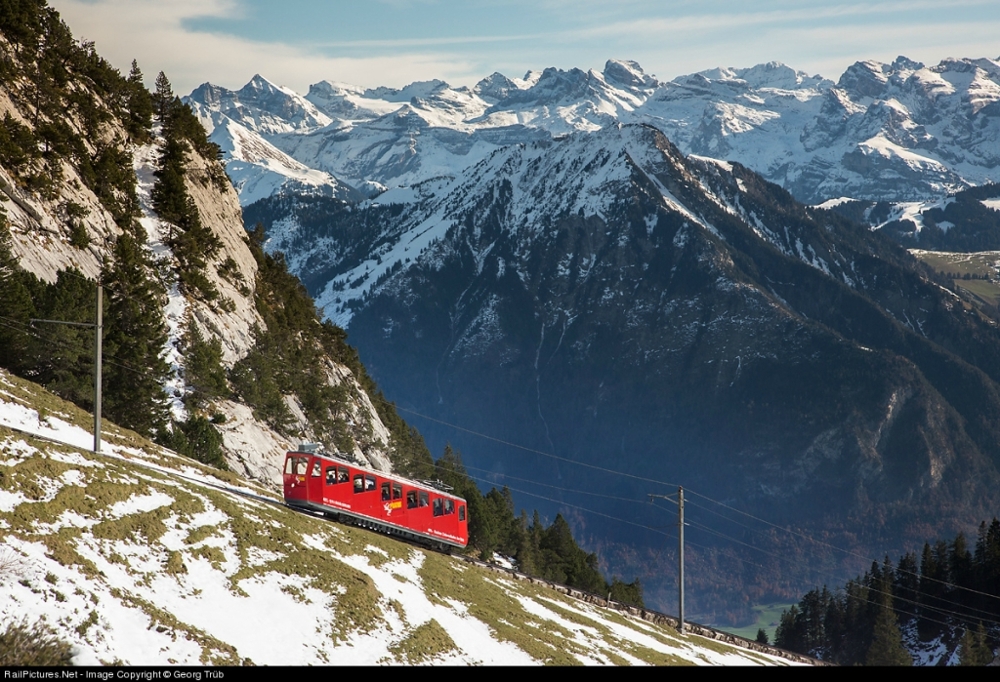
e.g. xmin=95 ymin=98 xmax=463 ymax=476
xmin=382 ymin=482 xmax=405 ymax=526
xmin=353 ymin=472 xmax=378 ymax=517
xmin=456 ymin=501 xmax=468 ymax=546
xmin=283 ymin=453 xmax=311 ymax=504
xmin=306 ymin=457 xmax=324 ymax=503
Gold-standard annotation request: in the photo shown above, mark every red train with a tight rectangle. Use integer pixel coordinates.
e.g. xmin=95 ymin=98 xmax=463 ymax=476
xmin=282 ymin=446 xmax=468 ymax=550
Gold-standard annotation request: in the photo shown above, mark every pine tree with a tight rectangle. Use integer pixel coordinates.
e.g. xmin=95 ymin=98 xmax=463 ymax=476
xmin=153 ymin=71 xmax=173 ymax=122
xmin=0 ymin=216 xmax=38 ymax=374
xmin=34 ymin=270 xmax=97 ymax=408
xmin=864 ymin=586 xmax=911 ymax=666
xmin=958 ymin=624 xmax=988 ymax=666
xmin=101 ymin=232 xmax=170 ymax=438
xmin=182 ymin=322 xmax=227 ymax=410
xmin=124 ymin=60 xmax=153 ymax=143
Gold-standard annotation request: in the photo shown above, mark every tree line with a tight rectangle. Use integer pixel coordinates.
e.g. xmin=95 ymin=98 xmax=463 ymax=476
xmin=775 ymin=519 xmax=1000 ymax=665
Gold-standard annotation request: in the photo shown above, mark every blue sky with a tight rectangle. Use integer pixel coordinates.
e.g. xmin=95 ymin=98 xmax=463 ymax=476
xmin=50 ymin=0 xmax=1000 ymax=94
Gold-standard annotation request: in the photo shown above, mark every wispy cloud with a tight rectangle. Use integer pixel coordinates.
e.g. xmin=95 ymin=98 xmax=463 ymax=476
xmin=49 ymin=0 xmax=486 ymax=92
xmin=48 ymin=0 xmax=1000 ymax=96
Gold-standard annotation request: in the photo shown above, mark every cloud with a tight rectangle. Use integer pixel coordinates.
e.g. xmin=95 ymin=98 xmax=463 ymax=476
xmin=48 ymin=0 xmax=1000 ymax=96
xmin=49 ymin=0 xmax=485 ymax=93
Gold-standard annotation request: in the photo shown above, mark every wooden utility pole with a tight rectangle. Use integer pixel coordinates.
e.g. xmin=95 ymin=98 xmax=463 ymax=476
xmin=649 ymin=486 xmax=685 ymax=633
xmin=93 ymin=284 xmax=102 ymax=453
xmin=31 ymin=283 xmax=103 ymax=453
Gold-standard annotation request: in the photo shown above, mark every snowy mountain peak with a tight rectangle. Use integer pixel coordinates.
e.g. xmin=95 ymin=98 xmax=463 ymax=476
xmin=735 ymin=61 xmax=830 ymax=90
xmin=186 ymin=75 xmax=332 ymax=135
xmin=364 ymin=79 xmax=450 ymax=102
xmin=475 ymin=72 xmax=521 ymax=103
xmin=603 ymin=59 xmax=658 ymax=89
xmin=242 ymin=73 xmax=282 ymax=93
xmin=837 ymin=60 xmax=893 ymax=99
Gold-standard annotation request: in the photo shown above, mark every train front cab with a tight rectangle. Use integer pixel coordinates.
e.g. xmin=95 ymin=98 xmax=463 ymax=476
xmin=282 ymin=451 xmax=469 ymax=548
xmin=283 ymin=452 xmax=318 ymax=508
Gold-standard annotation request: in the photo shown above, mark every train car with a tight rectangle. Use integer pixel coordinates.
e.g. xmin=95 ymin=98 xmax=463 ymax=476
xmin=282 ymin=446 xmax=468 ymax=550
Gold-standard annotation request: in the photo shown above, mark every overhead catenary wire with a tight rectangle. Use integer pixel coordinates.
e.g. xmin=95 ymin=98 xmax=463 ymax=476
xmin=406 ymin=404 xmax=1000 ymax=615
xmin=463 ymin=462 xmax=1000 ymax=630
xmin=0 ymin=314 xmax=152 ymax=378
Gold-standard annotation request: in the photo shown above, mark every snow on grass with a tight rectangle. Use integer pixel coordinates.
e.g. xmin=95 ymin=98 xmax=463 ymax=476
xmin=0 ymin=374 xmax=798 ymax=666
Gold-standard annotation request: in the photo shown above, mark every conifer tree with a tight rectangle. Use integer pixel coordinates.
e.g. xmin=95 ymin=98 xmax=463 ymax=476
xmin=0 ymin=217 xmax=37 ymax=374
xmin=864 ymin=580 xmax=911 ymax=666
xmin=34 ymin=270 xmax=96 ymax=407
xmin=153 ymin=71 xmax=173 ymax=121
xmin=957 ymin=622 xmax=994 ymax=666
xmin=182 ymin=322 xmax=227 ymax=410
xmin=125 ymin=60 xmax=153 ymax=143
xmin=101 ymin=232 xmax=170 ymax=437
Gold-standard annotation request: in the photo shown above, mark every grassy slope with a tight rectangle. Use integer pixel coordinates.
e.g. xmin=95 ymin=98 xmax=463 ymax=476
xmin=0 ymin=369 xmax=798 ymax=665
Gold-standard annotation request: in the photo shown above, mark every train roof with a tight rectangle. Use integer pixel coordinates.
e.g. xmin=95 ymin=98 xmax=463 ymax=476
xmin=285 ymin=449 xmax=467 ymax=502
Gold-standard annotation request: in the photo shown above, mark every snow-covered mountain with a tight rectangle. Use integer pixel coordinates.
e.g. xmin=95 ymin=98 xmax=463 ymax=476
xmin=189 ymin=56 xmax=1000 ymax=206
xmin=185 ymin=60 xmax=662 ymax=199
xmin=640 ymin=56 xmax=1000 ymax=202
xmin=245 ymin=123 xmax=1000 ymax=619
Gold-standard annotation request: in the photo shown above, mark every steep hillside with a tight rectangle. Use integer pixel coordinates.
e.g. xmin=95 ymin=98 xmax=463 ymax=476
xmin=0 ymin=368 xmax=802 ymax=666
xmin=0 ymin=3 xmax=416 ymax=489
xmin=245 ymin=124 xmax=1000 ymax=620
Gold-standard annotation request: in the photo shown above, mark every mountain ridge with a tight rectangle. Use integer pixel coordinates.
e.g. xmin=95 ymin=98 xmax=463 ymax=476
xmin=189 ymin=54 xmax=1000 ymax=207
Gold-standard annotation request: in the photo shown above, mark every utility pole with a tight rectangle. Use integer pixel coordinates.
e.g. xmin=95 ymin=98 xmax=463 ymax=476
xmin=31 ymin=282 xmax=103 ymax=453
xmin=94 ymin=284 xmax=102 ymax=453
xmin=649 ymin=486 xmax=685 ymax=633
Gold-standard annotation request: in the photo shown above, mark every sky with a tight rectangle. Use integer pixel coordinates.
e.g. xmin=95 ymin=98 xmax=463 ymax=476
xmin=49 ymin=0 xmax=1000 ymax=95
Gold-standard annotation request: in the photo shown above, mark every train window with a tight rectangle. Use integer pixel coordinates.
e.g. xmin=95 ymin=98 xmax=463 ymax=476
xmin=292 ymin=458 xmax=309 ymax=475
xmin=311 ymin=461 xmax=321 ymax=477
xmin=354 ymin=474 xmax=364 ymax=493
xmin=284 ymin=458 xmax=294 ymax=474
xmin=365 ymin=475 xmax=376 ymax=491
xmin=325 ymin=466 xmax=337 ymax=484
xmin=433 ymin=499 xmax=443 ymax=517
xmin=459 ymin=505 xmax=466 ymax=521
xmin=406 ymin=491 xmax=418 ymax=509
xmin=393 ymin=484 xmax=402 ymax=500
xmin=444 ymin=499 xmax=454 ymax=515
xmin=338 ymin=467 xmax=350 ymax=483
xmin=419 ymin=492 xmax=429 ymax=507
xmin=381 ymin=482 xmax=391 ymax=501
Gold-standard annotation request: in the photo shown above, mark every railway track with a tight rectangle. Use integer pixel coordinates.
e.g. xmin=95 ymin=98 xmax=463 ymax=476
xmin=452 ymin=553 xmax=826 ymax=666
xmin=2 ymin=421 xmax=824 ymax=665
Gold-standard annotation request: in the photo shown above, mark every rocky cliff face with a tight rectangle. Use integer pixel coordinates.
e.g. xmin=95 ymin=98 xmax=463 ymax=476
xmin=0 ymin=19 xmax=400 ymax=488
